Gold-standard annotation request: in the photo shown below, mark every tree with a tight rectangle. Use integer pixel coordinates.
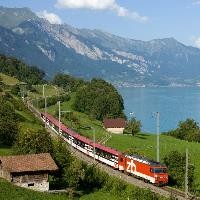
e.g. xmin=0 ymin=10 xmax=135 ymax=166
xmin=125 ymin=117 xmax=141 ymax=136
xmin=14 ymin=128 xmax=52 ymax=154
xmin=0 ymin=97 xmax=18 ymax=146
xmin=0 ymin=77 xmax=4 ymax=92
xmin=66 ymin=160 xmax=85 ymax=188
xmin=64 ymin=159 xmax=85 ymax=198
xmin=50 ymin=139 xmax=74 ymax=189
xmin=0 ymin=54 xmax=45 ymax=85
xmin=163 ymin=150 xmax=195 ymax=189
xmin=73 ymin=79 xmax=125 ymax=120
xmin=177 ymin=119 xmax=199 ymax=140
xmin=52 ymin=73 xmax=85 ymax=92
xmin=11 ymin=84 xmax=21 ymax=96
xmin=167 ymin=118 xmax=200 ymax=142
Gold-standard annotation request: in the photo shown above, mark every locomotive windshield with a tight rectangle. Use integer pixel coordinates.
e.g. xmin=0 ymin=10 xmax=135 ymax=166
xmin=151 ymin=168 xmax=167 ymax=173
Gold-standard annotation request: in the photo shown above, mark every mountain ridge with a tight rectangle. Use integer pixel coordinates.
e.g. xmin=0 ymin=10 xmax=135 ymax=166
xmin=0 ymin=6 xmax=200 ymax=87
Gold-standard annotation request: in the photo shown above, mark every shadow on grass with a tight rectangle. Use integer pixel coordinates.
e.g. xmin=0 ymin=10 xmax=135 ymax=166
xmin=123 ymin=132 xmax=149 ymax=140
xmin=135 ymin=135 xmax=147 ymax=140
xmin=0 ymin=144 xmax=11 ymax=148
xmin=135 ymin=133 xmax=150 ymax=139
xmin=138 ymin=133 xmax=150 ymax=137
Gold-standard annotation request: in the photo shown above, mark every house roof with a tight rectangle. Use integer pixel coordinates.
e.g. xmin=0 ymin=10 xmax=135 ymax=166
xmin=103 ymin=118 xmax=126 ymax=128
xmin=0 ymin=153 xmax=58 ymax=173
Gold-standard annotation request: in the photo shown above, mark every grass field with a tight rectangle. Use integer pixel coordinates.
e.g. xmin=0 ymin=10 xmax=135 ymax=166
xmin=79 ymin=191 xmax=124 ymax=200
xmin=0 ymin=178 xmax=70 ymax=200
xmin=0 ymin=73 xmax=19 ymax=85
xmin=17 ymin=109 xmax=43 ymax=132
xmin=0 ymin=146 xmax=12 ymax=156
xmin=28 ymin=84 xmax=64 ymax=98
xmin=40 ymin=93 xmax=200 ymax=190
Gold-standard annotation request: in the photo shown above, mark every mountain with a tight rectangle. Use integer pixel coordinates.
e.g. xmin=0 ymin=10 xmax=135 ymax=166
xmin=1 ymin=6 xmax=200 ymax=86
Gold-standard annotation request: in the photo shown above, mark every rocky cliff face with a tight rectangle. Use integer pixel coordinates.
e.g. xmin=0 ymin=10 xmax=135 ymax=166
xmin=1 ymin=6 xmax=200 ymax=86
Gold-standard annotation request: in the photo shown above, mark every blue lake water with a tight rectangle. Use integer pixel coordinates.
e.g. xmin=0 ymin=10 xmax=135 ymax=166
xmin=118 ymin=87 xmax=200 ymax=133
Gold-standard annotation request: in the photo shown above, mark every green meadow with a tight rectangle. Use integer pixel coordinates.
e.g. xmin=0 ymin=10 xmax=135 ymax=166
xmin=0 ymin=178 xmax=69 ymax=200
xmin=0 ymin=73 xmax=19 ymax=86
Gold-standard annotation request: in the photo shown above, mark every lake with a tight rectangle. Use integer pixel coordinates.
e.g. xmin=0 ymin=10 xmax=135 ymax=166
xmin=118 ymin=87 xmax=200 ymax=133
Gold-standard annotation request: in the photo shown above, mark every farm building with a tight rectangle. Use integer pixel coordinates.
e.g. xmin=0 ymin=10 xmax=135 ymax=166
xmin=103 ymin=118 xmax=126 ymax=134
xmin=0 ymin=153 xmax=58 ymax=191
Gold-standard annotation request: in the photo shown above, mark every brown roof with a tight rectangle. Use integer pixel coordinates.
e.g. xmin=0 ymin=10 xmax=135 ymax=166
xmin=103 ymin=118 xmax=126 ymax=128
xmin=0 ymin=153 xmax=58 ymax=173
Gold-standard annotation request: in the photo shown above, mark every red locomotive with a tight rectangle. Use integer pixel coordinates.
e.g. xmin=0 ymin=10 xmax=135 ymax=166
xmin=41 ymin=112 xmax=168 ymax=186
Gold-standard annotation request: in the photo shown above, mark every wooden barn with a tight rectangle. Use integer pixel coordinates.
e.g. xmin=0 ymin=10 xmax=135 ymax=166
xmin=103 ymin=118 xmax=126 ymax=134
xmin=0 ymin=153 xmax=58 ymax=191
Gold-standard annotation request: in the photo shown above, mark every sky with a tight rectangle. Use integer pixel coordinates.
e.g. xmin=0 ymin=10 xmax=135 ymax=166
xmin=0 ymin=0 xmax=200 ymax=47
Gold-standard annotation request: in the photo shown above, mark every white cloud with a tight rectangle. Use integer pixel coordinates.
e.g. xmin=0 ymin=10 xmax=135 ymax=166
xmin=195 ymin=37 xmax=200 ymax=48
xmin=192 ymin=0 xmax=200 ymax=5
xmin=56 ymin=0 xmax=115 ymax=10
xmin=112 ymin=4 xmax=148 ymax=22
xmin=55 ymin=0 xmax=148 ymax=22
xmin=37 ymin=10 xmax=62 ymax=24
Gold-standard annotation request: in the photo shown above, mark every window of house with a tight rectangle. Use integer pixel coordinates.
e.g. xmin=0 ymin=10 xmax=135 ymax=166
xmin=28 ymin=183 xmax=34 ymax=187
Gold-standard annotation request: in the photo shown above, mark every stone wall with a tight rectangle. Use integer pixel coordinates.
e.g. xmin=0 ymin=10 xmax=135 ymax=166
xmin=11 ymin=172 xmax=49 ymax=191
xmin=0 ymin=165 xmax=11 ymax=181
xmin=15 ymin=181 xmax=49 ymax=191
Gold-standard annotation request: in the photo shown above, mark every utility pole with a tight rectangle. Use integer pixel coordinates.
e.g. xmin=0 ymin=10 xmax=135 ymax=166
xmin=43 ymin=84 xmax=45 ymax=98
xmin=58 ymin=101 xmax=61 ymax=134
xmin=45 ymin=97 xmax=47 ymax=128
xmin=93 ymin=127 xmax=96 ymax=163
xmin=22 ymin=85 xmax=24 ymax=100
xmin=156 ymin=112 xmax=160 ymax=162
xmin=185 ymin=148 xmax=188 ymax=200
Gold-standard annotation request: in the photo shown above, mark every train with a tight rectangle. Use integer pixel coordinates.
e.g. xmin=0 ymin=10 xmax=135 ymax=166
xmin=41 ymin=112 xmax=168 ymax=186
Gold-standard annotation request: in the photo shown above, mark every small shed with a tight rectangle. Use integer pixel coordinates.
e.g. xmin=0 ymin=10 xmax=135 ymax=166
xmin=0 ymin=153 xmax=58 ymax=191
xmin=103 ymin=118 xmax=126 ymax=134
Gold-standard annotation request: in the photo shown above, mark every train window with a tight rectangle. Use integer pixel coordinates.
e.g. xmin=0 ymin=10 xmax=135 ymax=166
xmin=62 ymin=133 xmax=69 ymax=139
xmin=151 ymin=168 xmax=166 ymax=173
xmin=54 ymin=126 xmax=59 ymax=131
xmin=73 ymin=139 xmax=78 ymax=145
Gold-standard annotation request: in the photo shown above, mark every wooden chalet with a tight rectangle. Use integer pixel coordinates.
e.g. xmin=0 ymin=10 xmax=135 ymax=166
xmin=0 ymin=153 xmax=58 ymax=191
xmin=103 ymin=118 xmax=126 ymax=134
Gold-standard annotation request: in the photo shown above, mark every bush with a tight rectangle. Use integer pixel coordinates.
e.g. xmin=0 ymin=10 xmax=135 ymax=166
xmin=163 ymin=150 xmax=195 ymax=189
xmin=52 ymin=73 xmax=85 ymax=92
xmin=0 ymin=97 xmax=18 ymax=146
xmin=14 ymin=128 xmax=52 ymax=154
xmin=11 ymin=84 xmax=21 ymax=96
xmin=125 ymin=117 xmax=141 ymax=136
xmin=167 ymin=118 xmax=200 ymax=142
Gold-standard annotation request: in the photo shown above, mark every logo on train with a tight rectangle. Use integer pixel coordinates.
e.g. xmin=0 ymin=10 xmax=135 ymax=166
xmin=127 ymin=160 xmax=136 ymax=173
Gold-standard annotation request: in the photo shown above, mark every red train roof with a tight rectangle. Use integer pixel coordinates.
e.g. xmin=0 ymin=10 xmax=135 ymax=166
xmin=95 ymin=143 xmax=120 ymax=156
xmin=42 ymin=112 xmax=121 ymax=156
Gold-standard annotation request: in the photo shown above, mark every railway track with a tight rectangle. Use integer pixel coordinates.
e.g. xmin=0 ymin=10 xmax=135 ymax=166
xmin=162 ymin=186 xmax=200 ymax=200
xmin=26 ymin=101 xmax=199 ymax=200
